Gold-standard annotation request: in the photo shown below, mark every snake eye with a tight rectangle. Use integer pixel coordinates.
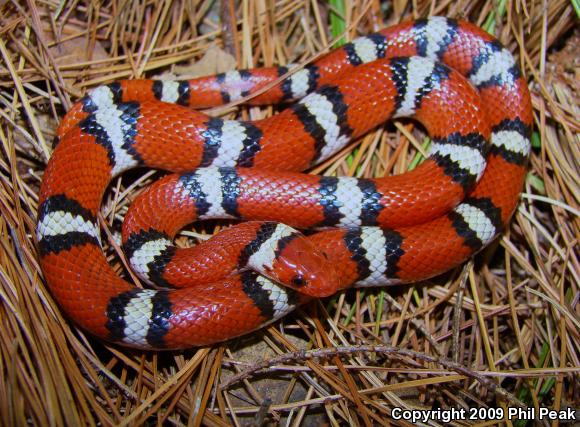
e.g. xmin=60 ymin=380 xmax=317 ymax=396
xmin=291 ymin=275 xmax=307 ymax=287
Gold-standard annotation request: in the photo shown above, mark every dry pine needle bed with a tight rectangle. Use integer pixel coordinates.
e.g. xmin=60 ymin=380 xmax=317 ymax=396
xmin=0 ymin=0 xmax=578 ymax=426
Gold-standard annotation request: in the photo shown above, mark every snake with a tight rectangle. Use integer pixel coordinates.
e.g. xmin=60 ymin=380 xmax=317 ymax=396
xmin=37 ymin=17 xmax=532 ymax=350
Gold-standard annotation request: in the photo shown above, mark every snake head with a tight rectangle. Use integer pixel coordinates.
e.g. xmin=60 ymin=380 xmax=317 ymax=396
xmin=268 ymin=232 xmax=340 ymax=298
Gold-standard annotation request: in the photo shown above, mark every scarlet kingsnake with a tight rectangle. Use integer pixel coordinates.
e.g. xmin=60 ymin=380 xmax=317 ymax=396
xmin=37 ymin=17 xmax=532 ymax=349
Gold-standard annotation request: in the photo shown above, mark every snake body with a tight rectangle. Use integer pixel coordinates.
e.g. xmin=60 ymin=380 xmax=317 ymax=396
xmin=37 ymin=17 xmax=532 ymax=349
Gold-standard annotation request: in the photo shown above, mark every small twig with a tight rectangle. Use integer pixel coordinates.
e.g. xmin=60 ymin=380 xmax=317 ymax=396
xmin=251 ymin=398 xmax=272 ymax=427
xmin=219 ymin=345 xmax=526 ymax=408
xmin=220 ymin=0 xmax=239 ymax=60
xmin=452 ymin=261 xmax=473 ymax=362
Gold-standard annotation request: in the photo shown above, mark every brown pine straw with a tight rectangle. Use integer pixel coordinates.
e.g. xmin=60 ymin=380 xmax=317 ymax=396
xmin=1 ymin=0 xmax=578 ymax=425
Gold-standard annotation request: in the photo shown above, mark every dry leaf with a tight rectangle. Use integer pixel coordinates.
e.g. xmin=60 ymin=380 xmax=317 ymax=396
xmin=155 ymin=45 xmax=237 ymax=80
xmin=49 ymin=36 xmax=109 ymax=67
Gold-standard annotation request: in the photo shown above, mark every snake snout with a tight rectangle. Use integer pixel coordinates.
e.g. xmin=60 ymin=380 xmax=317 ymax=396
xmin=272 ymin=236 xmax=340 ymax=298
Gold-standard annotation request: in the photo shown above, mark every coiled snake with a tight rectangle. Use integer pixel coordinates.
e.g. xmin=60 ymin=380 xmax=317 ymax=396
xmin=37 ymin=17 xmax=532 ymax=349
